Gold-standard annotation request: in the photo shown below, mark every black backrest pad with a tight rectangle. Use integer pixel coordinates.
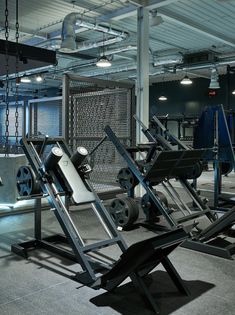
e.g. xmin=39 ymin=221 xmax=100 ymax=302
xmin=144 ymin=149 xmax=206 ymax=182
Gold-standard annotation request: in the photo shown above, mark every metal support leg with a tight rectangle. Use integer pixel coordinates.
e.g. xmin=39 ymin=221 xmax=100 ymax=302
xmin=214 ymin=160 xmax=221 ymax=209
xmin=161 ymin=257 xmax=189 ymax=296
xmin=34 ymin=198 xmax=41 ymax=240
xmin=131 ymin=273 xmax=160 ymax=315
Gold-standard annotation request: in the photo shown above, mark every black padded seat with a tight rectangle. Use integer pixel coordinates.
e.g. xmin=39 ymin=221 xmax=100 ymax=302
xmin=144 ymin=149 xmax=206 ymax=183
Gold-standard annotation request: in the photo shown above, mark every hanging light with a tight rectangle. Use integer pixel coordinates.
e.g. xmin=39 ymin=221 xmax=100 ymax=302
xmin=96 ymin=55 xmax=112 ymax=67
xmin=96 ymin=33 xmax=112 ymax=68
xmin=20 ymin=76 xmax=31 ymax=83
xmin=232 ymin=90 xmax=235 ymax=95
xmin=158 ymin=95 xmax=167 ymax=101
xmin=209 ymin=67 xmax=220 ymax=89
xmin=36 ymin=74 xmax=43 ymax=82
xmin=180 ymin=75 xmax=192 ymax=85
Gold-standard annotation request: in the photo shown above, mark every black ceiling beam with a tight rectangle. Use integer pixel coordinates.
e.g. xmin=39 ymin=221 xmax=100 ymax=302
xmin=0 ymin=39 xmax=57 ymax=76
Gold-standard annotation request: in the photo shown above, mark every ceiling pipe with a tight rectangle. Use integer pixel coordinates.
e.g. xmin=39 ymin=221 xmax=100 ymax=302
xmin=72 ymin=36 xmax=124 ymax=52
xmin=44 ymin=56 xmax=235 ymax=79
xmin=104 ymin=45 xmax=137 ymax=56
xmin=153 ymin=53 xmax=183 ymax=66
xmin=99 ymin=46 xmax=183 ymax=65
xmin=90 ymin=56 xmax=235 ymax=80
xmin=78 ymin=64 xmax=137 ymax=77
xmin=175 ymin=58 xmax=235 ymax=72
xmin=2 ymin=50 xmax=235 ymax=84
xmin=83 ymin=66 xmax=167 ymax=79
xmin=60 ymin=12 xmax=128 ymax=53
xmin=37 ymin=38 xmax=132 ymax=54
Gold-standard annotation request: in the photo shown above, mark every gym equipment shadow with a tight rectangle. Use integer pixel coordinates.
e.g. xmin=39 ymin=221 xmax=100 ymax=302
xmin=0 ymin=230 xmax=214 ymax=315
xmin=91 ymin=270 xmax=214 ymax=315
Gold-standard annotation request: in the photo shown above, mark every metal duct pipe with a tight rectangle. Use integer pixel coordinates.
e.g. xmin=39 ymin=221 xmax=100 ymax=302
xmin=78 ymin=64 xmax=137 ymax=77
xmin=2 ymin=53 xmax=235 ymax=84
xmin=100 ymin=46 xmax=182 ymax=65
xmin=60 ymin=12 xmax=128 ymax=53
xmin=153 ymin=54 xmax=183 ymax=66
xmin=104 ymin=45 xmax=137 ymax=56
xmin=47 ymin=55 xmax=235 ymax=79
xmin=80 ymin=65 xmax=166 ymax=79
xmin=74 ymin=36 xmax=124 ymax=52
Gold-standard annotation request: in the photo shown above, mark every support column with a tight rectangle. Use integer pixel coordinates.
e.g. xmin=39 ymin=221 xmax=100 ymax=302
xmin=136 ymin=7 xmax=149 ymax=145
xmin=136 ymin=7 xmax=150 ymax=197
xmin=62 ymin=74 xmax=70 ymax=143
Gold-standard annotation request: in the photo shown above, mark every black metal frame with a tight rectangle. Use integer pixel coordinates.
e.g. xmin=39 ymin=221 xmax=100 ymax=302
xmin=150 ymin=115 xmax=235 ymax=259
xmin=11 ymin=136 xmax=189 ymax=314
xmin=0 ymin=39 xmax=56 ymax=76
xmin=95 ymin=228 xmax=189 ymax=314
xmin=156 ymin=114 xmax=198 ymax=143
xmin=104 ymin=118 xmax=235 ymax=259
xmin=105 ymin=125 xmax=213 ymax=226
xmin=12 ymin=137 xmax=127 ymax=284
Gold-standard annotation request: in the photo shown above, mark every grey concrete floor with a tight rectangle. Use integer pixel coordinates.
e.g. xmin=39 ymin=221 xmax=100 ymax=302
xmin=0 ymin=203 xmax=234 ymax=315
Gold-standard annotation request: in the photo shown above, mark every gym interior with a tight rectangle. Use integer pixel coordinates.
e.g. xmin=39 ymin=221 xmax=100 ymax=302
xmin=0 ymin=1 xmax=235 ymax=314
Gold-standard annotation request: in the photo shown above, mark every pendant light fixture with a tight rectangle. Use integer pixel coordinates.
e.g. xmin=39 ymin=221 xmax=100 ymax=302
xmin=158 ymin=95 xmax=167 ymax=101
xmin=96 ymin=55 xmax=112 ymax=67
xmin=36 ymin=74 xmax=43 ymax=82
xmin=180 ymin=74 xmax=192 ymax=85
xmin=96 ymin=33 xmax=112 ymax=68
xmin=158 ymin=74 xmax=168 ymax=101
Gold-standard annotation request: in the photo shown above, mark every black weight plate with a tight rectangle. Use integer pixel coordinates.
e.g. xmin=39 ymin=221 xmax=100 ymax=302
xmin=117 ymin=168 xmax=138 ymax=190
xmin=141 ymin=190 xmax=168 ymax=220
xmin=109 ymin=197 xmax=139 ymax=229
xmin=16 ymin=166 xmax=41 ymax=196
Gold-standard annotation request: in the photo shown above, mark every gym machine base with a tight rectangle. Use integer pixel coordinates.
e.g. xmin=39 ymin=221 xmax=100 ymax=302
xmin=104 ymin=119 xmax=235 ymax=260
xmin=11 ymin=136 xmax=189 ymax=314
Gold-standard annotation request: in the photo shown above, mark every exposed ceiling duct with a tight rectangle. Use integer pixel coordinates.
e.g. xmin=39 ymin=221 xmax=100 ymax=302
xmin=103 ymin=45 xmax=137 ymax=56
xmin=80 ymin=64 xmax=137 ymax=77
xmin=153 ymin=53 xmax=183 ymax=66
xmin=103 ymin=46 xmax=184 ymax=67
xmin=71 ymin=36 xmax=125 ymax=52
xmin=183 ymin=51 xmax=218 ymax=65
xmin=60 ymin=12 xmax=128 ymax=53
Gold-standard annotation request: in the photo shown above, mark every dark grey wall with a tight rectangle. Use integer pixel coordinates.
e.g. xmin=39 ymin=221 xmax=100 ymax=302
xmin=149 ymin=74 xmax=235 ymax=118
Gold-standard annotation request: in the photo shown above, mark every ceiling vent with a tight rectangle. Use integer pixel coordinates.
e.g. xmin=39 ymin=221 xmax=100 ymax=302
xmin=183 ymin=51 xmax=218 ymax=65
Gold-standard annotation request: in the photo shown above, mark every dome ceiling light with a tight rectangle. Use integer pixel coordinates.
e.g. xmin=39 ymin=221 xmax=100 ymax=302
xmin=180 ymin=75 xmax=193 ymax=85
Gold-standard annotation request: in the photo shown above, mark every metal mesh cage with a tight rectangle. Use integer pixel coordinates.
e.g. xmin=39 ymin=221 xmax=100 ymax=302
xmin=64 ymin=75 xmax=135 ymax=194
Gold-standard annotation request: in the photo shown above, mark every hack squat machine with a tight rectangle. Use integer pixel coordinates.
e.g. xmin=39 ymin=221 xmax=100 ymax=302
xmin=105 ymin=114 xmax=235 ymax=259
xmin=12 ymin=135 xmax=190 ymax=314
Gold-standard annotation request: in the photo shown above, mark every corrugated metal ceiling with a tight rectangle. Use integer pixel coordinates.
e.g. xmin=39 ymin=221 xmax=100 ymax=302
xmin=0 ymin=0 xmax=235 ymax=90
